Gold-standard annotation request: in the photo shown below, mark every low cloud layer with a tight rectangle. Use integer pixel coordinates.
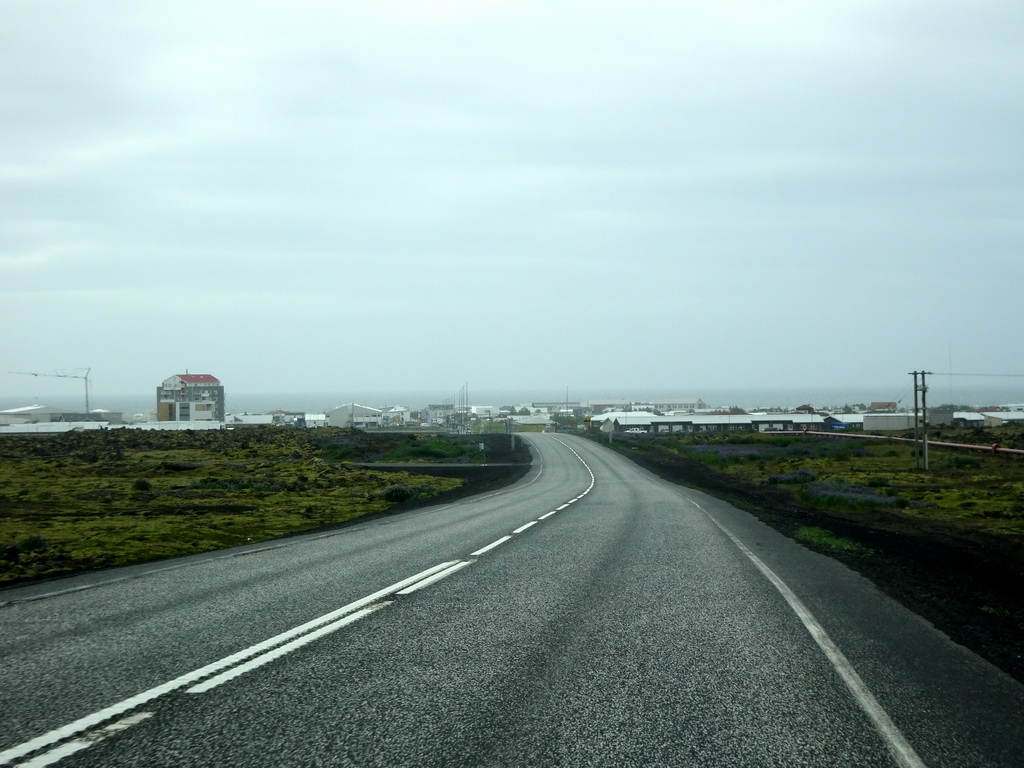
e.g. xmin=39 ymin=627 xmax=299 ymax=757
xmin=4 ymin=1 xmax=1022 ymax=403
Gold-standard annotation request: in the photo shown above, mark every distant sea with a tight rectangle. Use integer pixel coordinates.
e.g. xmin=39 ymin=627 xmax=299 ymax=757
xmin=3 ymin=382 xmax=1022 ymax=418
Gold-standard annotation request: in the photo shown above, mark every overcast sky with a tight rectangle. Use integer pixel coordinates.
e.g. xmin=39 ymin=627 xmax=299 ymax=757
xmin=3 ymin=0 xmax=1023 ymax=404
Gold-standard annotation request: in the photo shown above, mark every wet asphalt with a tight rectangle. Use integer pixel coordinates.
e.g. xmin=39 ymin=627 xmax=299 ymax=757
xmin=2 ymin=434 xmax=1023 ymax=767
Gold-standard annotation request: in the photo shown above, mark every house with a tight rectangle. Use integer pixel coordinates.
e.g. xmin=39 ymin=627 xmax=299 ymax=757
xmin=157 ymin=374 xmax=225 ymax=422
xmin=823 ymin=414 xmax=865 ymax=430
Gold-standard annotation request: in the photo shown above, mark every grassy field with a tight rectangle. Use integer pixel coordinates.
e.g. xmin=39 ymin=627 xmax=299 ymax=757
xmin=647 ymin=431 xmax=1024 ymax=537
xmin=0 ymin=428 xmax=474 ymax=585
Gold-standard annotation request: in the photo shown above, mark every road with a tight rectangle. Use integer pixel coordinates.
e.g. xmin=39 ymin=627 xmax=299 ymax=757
xmin=2 ymin=433 xmax=1023 ymax=767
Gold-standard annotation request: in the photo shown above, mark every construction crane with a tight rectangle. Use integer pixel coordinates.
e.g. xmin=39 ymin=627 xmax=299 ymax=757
xmin=10 ymin=368 xmax=91 ymax=412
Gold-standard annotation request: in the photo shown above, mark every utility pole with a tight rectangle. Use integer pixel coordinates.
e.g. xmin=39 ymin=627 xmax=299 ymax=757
xmin=909 ymin=371 xmax=920 ymax=469
xmin=921 ymin=371 xmax=931 ymax=470
xmin=909 ymin=370 xmax=932 ymax=470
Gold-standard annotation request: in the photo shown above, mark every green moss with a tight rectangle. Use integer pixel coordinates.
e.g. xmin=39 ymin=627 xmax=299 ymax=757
xmin=645 ymin=431 xmax=1024 ymax=539
xmin=0 ymin=428 xmax=463 ymax=584
xmin=795 ymin=526 xmax=875 ymax=557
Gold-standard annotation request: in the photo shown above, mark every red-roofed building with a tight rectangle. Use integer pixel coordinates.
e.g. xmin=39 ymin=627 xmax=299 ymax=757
xmin=157 ymin=373 xmax=225 ymax=422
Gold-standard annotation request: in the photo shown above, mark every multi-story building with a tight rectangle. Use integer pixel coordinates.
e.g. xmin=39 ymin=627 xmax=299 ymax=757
xmin=156 ymin=374 xmax=225 ymax=422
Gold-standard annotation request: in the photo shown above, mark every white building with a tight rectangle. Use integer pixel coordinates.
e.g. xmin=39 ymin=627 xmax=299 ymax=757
xmin=382 ymin=405 xmax=411 ymax=425
xmin=982 ymin=411 xmax=1024 ymax=428
xmin=326 ymin=404 xmax=383 ymax=429
xmin=304 ymin=413 xmax=328 ymax=428
xmin=863 ymin=413 xmax=915 ymax=432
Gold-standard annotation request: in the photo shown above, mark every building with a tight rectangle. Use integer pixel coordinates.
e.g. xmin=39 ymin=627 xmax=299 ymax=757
xmin=226 ymin=414 xmax=274 ymax=427
xmin=981 ymin=411 xmax=1024 ymax=428
xmin=591 ymin=411 xmax=829 ymax=434
xmin=304 ymin=413 xmax=328 ymax=428
xmin=156 ymin=374 xmax=225 ymax=422
xmin=823 ymin=413 xmax=865 ymax=430
xmin=1 ymin=405 xmax=70 ymax=425
xmin=0 ymin=404 xmax=123 ymax=425
xmin=863 ymin=413 xmax=914 ymax=432
xmin=868 ymin=402 xmax=899 ymax=412
xmin=424 ymin=403 xmax=456 ymax=426
xmin=588 ymin=397 xmax=706 ymax=414
xmin=382 ymin=405 xmax=411 ymax=426
xmin=326 ymin=404 xmax=383 ymax=429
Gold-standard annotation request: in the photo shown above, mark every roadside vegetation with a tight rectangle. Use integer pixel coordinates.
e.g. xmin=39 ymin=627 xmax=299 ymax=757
xmin=0 ymin=428 xmax=499 ymax=585
xmin=594 ymin=428 xmax=1024 ymax=682
xmin=658 ymin=431 xmax=1024 ymax=534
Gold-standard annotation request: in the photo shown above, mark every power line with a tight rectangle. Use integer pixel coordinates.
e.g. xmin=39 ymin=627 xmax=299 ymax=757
xmin=931 ymin=372 xmax=1024 ymax=378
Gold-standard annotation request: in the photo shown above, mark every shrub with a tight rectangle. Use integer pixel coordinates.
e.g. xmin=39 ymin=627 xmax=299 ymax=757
xmin=18 ymin=534 xmax=47 ymax=553
xmin=801 ymin=481 xmax=911 ymax=510
xmin=378 ymin=484 xmax=418 ymax=503
xmin=795 ymin=526 xmax=874 ymax=557
xmin=132 ymin=479 xmax=153 ymax=492
xmin=691 ymin=451 xmax=725 ymax=468
xmin=948 ymin=455 xmax=982 ymax=470
xmin=766 ymin=469 xmax=816 ymax=484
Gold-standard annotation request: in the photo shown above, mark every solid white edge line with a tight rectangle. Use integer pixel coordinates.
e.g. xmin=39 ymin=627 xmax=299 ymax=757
xmin=512 ymin=521 xmax=537 ymax=534
xmin=695 ymin=503 xmax=927 ymax=768
xmin=0 ymin=561 xmax=460 ymax=766
xmin=470 ymin=536 xmax=512 ymax=556
xmin=187 ymin=604 xmax=387 ymax=694
xmin=16 ymin=713 xmax=154 ymax=768
xmin=395 ymin=561 xmax=472 ymax=595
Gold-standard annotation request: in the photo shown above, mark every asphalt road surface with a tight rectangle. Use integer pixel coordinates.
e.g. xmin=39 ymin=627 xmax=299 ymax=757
xmin=2 ymin=434 xmax=1023 ymax=767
